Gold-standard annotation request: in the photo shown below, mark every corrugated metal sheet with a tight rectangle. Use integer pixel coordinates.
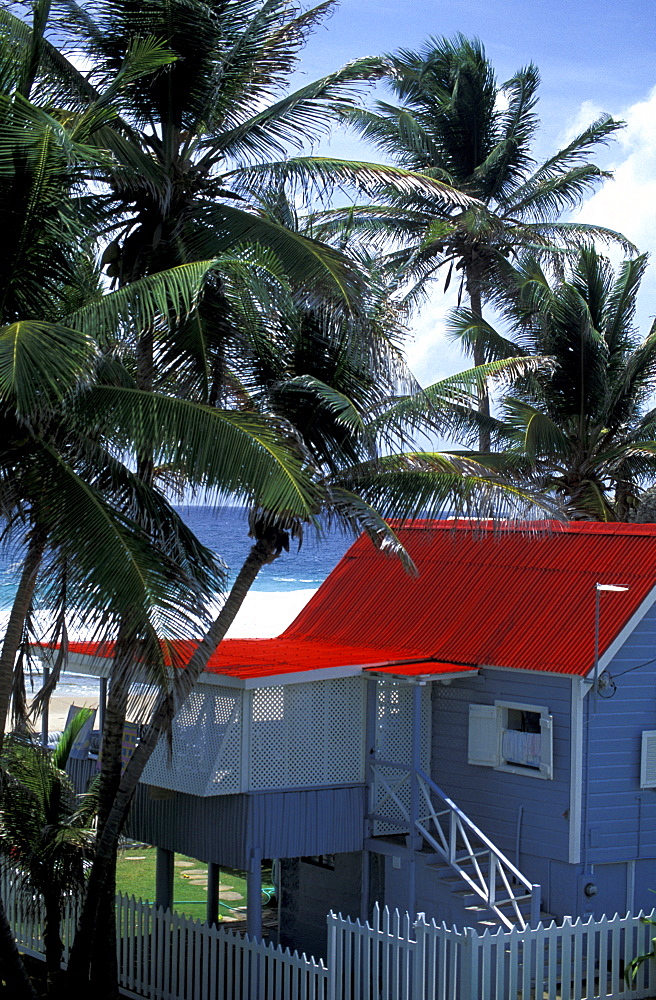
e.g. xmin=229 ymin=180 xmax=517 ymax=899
xmin=62 ymin=640 xmax=473 ymax=679
xmin=281 ymin=520 xmax=654 ymax=676
xmin=63 ymin=521 xmax=656 ymax=679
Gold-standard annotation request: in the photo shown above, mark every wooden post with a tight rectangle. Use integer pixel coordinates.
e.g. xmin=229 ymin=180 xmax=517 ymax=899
xmin=408 ymin=683 xmax=423 ymax=852
xmin=207 ymin=862 xmax=220 ymax=925
xmin=361 ymin=677 xmax=377 ymax=922
xmin=246 ymin=848 xmax=262 ymax=939
xmin=407 ymin=856 xmax=417 ymax=924
xmin=459 ymin=927 xmax=475 ymax=1000
xmin=40 ymin=666 xmax=50 ymax=746
xmin=98 ymin=676 xmax=107 ymax=737
xmin=326 ymin=912 xmax=338 ymax=1000
xmin=155 ymin=847 xmax=174 ymax=910
xmin=412 ymin=913 xmax=427 ymax=1000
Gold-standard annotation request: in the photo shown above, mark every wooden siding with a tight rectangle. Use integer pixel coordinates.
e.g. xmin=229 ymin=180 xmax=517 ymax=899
xmin=586 ymin=604 xmax=656 ymax=867
xmin=127 ymin=784 xmax=366 ymax=868
xmin=431 ymin=671 xmax=573 ymax=873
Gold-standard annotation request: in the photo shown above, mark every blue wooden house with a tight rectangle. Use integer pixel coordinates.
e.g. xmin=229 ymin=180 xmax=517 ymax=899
xmin=58 ymin=520 xmax=656 ymax=957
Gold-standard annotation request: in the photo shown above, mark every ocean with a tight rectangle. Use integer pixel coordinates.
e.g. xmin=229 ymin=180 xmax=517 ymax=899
xmin=171 ymin=505 xmax=353 ymax=593
xmin=0 ymin=506 xmax=354 ymax=700
xmin=0 ymin=506 xmax=353 ymax=608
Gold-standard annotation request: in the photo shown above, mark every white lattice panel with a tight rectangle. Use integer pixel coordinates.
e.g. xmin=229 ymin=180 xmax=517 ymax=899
xmin=373 ymin=680 xmax=431 ymax=835
xmin=141 ymin=685 xmax=242 ymax=796
xmin=249 ymin=677 xmax=366 ymax=790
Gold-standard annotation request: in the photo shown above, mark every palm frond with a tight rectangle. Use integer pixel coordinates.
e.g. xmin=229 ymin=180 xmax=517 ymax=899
xmin=68 ymin=259 xmax=221 ymax=342
xmin=73 ymin=386 xmax=321 ymax=516
xmin=228 ymin=156 xmax=477 ymax=208
xmin=208 ymin=56 xmax=385 ymax=161
xmin=0 ymin=321 xmax=95 ymax=415
xmin=501 ymin=399 xmax=571 ymax=460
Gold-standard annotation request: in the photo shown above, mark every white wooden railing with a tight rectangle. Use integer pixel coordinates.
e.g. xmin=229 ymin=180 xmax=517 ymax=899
xmin=370 ymin=759 xmax=540 ymax=929
xmin=328 ymin=903 xmax=656 ymax=1000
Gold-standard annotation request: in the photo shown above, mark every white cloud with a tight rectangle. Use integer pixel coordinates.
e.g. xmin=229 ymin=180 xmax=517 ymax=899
xmin=406 ymin=85 xmax=656 ymax=390
xmin=572 ymin=87 xmax=656 ymax=330
xmin=562 ymin=99 xmax=605 ymax=144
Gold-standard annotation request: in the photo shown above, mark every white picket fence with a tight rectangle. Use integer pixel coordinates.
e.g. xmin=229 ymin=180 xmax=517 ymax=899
xmin=327 ymin=904 xmax=656 ymax=1000
xmin=5 ymin=867 xmax=656 ymax=1000
xmin=115 ymin=895 xmax=327 ymax=1000
xmin=3 ymin=870 xmax=327 ymax=1000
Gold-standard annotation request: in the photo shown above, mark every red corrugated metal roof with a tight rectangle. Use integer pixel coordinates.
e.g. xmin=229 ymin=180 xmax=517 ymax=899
xmin=61 ymin=520 xmax=656 ymax=680
xmin=279 ymin=519 xmax=656 ymax=676
xmin=62 ymin=639 xmax=477 ymax=680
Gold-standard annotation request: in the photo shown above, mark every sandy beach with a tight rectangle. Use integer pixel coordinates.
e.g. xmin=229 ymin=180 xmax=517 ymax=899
xmin=17 ymin=589 xmax=317 ymax=735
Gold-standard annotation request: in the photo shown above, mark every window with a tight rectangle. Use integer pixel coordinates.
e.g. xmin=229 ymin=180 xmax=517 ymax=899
xmin=640 ymin=731 xmax=656 ymax=788
xmin=468 ymin=701 xmax=553 ymax=779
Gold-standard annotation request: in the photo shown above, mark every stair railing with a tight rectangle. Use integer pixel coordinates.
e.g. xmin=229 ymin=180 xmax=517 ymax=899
xmin=368 ymin=757 xmax=540 ymax=930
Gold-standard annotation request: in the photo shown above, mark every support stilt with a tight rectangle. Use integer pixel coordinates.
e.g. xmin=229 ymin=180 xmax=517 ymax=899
xmin=155 ymin=847 xmax=174 ymax=910
xmin=246 ymin=849 xmax=262 ymax=939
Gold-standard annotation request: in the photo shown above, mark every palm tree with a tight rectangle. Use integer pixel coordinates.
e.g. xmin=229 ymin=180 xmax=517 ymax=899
xmin=0 ymin=68 xmax=320 ymax=741
xmin=0 ymin=42 xmax=327 ymax=991
xmin=0 ymin=710 xmax=97 ymax=994
xmin=314 ymin=34 xmax=633 ymax=446
xmin=0 ymin=14 xmax=559 ymax=990
xmin=448 ymin=247 xmax=656 ymax=520
xmin=34 ymin=0 xmax=470 ymax=345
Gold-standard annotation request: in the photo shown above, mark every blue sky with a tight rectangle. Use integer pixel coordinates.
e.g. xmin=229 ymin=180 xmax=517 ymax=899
xmin=292 ymin=0 xmax=656 ymax=387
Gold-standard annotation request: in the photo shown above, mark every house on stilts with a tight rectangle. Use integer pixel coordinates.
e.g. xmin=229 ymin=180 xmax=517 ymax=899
xmin=46 ymin=519 xmax=656 ymax=958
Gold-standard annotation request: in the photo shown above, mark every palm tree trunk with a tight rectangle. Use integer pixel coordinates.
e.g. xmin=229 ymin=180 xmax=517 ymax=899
xmin=0 ymin=531 xmax=45 ymax=750
xmin=84 ymin=666 xmax=130 ymax=992
xmin=67 ymin=534 xmax=283 ymax=995
xmin=43 ymin=886 xmax=64 ymax=997
xmin=466 ymin=270 xmax=491 ymax=452
xmin=0 ymin=894 xmax=38 ymax=999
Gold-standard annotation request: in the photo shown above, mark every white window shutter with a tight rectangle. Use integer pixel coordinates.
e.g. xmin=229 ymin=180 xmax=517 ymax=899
xmin=468 ymin=704 xmax=499 ymax=767
xmin=640 ymin=731 xmax=656 ymax=788
xmin=539 ymin=714 xmax=554 ymax=779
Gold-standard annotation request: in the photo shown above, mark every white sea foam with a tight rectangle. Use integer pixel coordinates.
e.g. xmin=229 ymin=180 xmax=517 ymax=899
xmin=0 ymin=589 xmax=317 ymax=647
xmin=223 ymin=588 xmax=317 ymax=638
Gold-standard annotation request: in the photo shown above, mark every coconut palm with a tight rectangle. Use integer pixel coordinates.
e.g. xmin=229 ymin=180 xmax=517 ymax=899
xmin=0 ymin=13 xmax=560 ymax=990
xmin=26 ymin=0 xmax=472 ymax=367
xmin=0 ymin=69 xmax=321 ymax=740
xmin=448 ymin=248 xmax=656 ymax=520
xmin=0 ymin=43 xmax=327 ymax=992
xmin=0 ymin=710 xmax=97 ymax=993
xmin=312 ymin=34 xmax=632 ymax=446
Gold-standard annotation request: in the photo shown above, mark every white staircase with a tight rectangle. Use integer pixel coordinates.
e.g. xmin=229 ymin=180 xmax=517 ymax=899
xmin=368 ymin=757 xmax=542 ymax=930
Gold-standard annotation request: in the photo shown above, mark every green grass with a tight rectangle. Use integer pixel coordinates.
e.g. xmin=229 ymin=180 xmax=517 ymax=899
xmin=115 ymin=846 xmax=274 ymax=922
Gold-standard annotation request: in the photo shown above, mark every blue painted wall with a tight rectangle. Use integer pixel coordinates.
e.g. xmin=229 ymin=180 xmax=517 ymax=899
xmin=431 ymin=669 xmax=573 ymax=876
xmin=586 ymin=604 xmax=656 ymax=880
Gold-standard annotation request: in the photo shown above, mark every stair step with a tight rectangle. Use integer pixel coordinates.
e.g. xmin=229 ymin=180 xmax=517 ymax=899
xmin=494 ymin=894 xmax=533 ymax=907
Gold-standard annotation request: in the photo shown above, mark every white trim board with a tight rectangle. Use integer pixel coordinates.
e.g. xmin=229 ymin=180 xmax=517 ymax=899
xmin=568 ymin=676 xmax=584 ymax=865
